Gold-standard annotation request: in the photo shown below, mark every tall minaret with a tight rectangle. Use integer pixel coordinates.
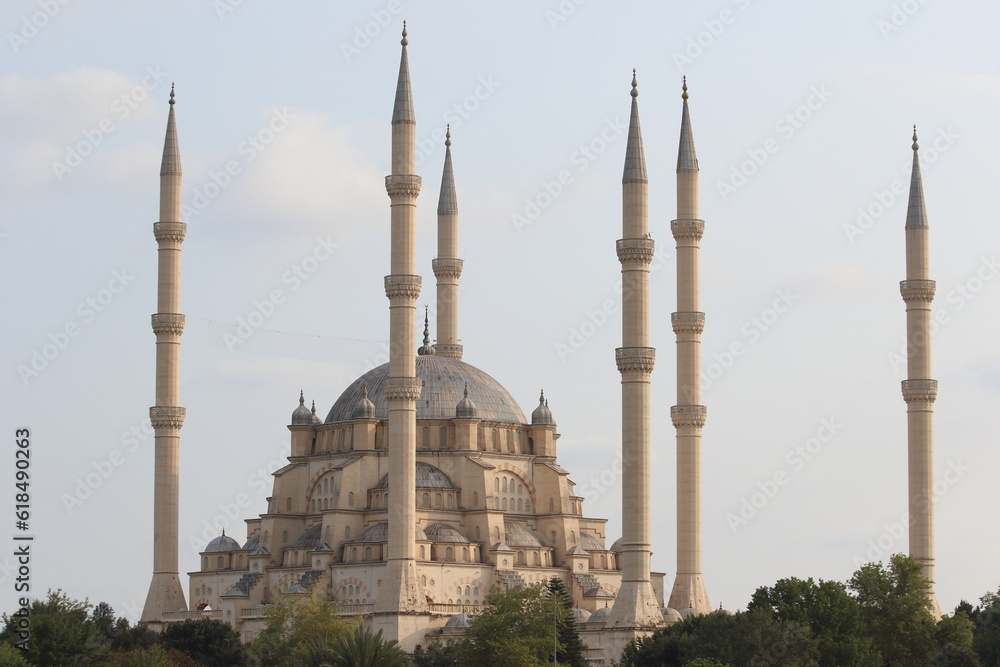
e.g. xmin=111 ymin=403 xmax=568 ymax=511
xmin=373 ymin=23 xmax=427 ymax=645
xmin=607 ymin=71 xmax=663 ymax=630
xmin=668 ymin=78 xmax=711 ymax=613
xmin=432 ymin=125 xmax=463 ymax=359
xmin=901 ymin=127 xmax=941 ymax=618
xmin=142 ymin=85 xmax=189 ymax=622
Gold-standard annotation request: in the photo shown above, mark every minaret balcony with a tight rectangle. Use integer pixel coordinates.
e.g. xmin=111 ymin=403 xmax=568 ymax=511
xmin=900 ymin=279 xmax=936 ymax=303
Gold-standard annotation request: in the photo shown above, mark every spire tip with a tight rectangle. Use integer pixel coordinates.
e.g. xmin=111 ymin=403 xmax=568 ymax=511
xmin=630 ymin=69 xmax=638 ymax=98
xmin=169 ymin=82 xmax=175 ymax=105
xmin=445 ymin=124 xmax=451 ymax=147
xmin=682 ymin=76 xmax=689 ymax=101
xmin=401 ymin=21 xmax=408 ymax=46
xmin=912 ymin=125 xmax=919 ymax=151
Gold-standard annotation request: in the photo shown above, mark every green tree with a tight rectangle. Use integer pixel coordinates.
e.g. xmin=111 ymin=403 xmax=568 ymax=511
xmin=455 ymin=584 xmax=568 ymax=667
xmin=248 ymin=586 xmax=356 ymax=666
xmin=161 ymin=618 xmax=247 ymax=666
xmin=0 ymin=642 xmax=30 ymax=666
xmin=410 ymin=641 xmax=459 ymax=667
xmin=547 ymin=577 xmax=587 ymax=667
xmin=0 ymin=589 xmax=108 ymax=666
xmin=930 ymin=612 xmax=981 ymax=666
xmin=749 ymin=576 xmax=880 ymax=666
xmin=848 ymin=554 xmax=937 ymax=666
xmin=966 ymin=588 xmax=1000 ymax=665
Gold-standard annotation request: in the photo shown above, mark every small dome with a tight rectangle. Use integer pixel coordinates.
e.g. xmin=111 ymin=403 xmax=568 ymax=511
xmin=351 ymin=383 xmax=376 ymax=420
xmin=663 ymin=607 xmax=683 ymax=623
xmin=348 ymin=522 xmax=429 ymax=544
xmin=444 ymin=613 xmax=470 ymax=628
xmin=375 ymin=462 xmax=457 ymax=490
xmin=679 ymin=607 xmax=705 ymax=620
xmin=531 ymin=390 xmax=554 ymax=425
xmin=205 ymin=531 xmax=240 ymax=553
xmin=570 ymin=608 xmax=591 ymax=623
xmin=610 ymin=538 xmax=622 ymax=552
xmin=588 ymin=607 xmax=610 ymax=624
xmin=714 ymin=608 xmax=734 ymax=616
xmin=291 ymin=391 xmax=313 ymax=425
xmin=310 ymin=401 xmax=322 ymax=425
xmin=455 ymin=383 xmax=477 ymax=419
xmin=580 ymin=533 xmax=605 ymax=552
xmin=504 ymin=522 xmax=543 ymax=548
xmin=424 ymin=523 xmax=471 ymax=543
xmin=242 ymin=534 xmax=260 ymax=551
xmin=293 ymin=525 xmax=322 ymax=549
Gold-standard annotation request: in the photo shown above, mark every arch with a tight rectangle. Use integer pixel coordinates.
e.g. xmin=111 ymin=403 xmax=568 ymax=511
xmin=422 ymin=492 xmax=430 ymax=507
xmin=345 ymin=526 xmax=350 ymax=539
xmin=532 ymin=551 xmax=539 ymax=566
xmin=286 ymin=497 xmax=292 ymax=512
xmin=338 ymin=429 xmax=346 ymax=451
xmin=507 ymin=431 xmax=515 ymax=453
xmin=422 ymin=426 xmax=430 ymax=449
xmin=502 ymin=498 xmax=507 ymax=511
xmin=502 ymin=478 xmax=508 ymax=493
xmin=351 ymin=547 xmax=357 ymax=561
xmin=323 ymin=478 xmax=329 ymax=493
xmin=282 ymin=530 xmax=288 ymax=544
xmin=492 ymin=428 xmax=499 ymax=451
xmin=517 ymin=484 xmax=523 ymax=495
xmin=446 ymin=494 xmax=453 ymax=508
xmin=462 ymin=547 xmax=469 ymax=562
xmin=349 ymin=492 xmax=354 ymax=507
xmin=517 ymin=551 xmax=525 ymax=565
xmin=435 ymin=493 xmax=442 ymax=507
xmin=465 ymin=585 xmax=471 ymax=596
xmin=439 ymin=426 xmax=448 ymax=449
xmin=445 ymin=547 xmax=453 ymax=561
xmin=365 ymin=546 xmax=372 ymax=561
xmin=495 ymin=478 xmax=500 ymax=493
xmin=420 ymin=545 xmax=425 ymax=559
xmin=494 ymin=526 xmax=500 ymax=541
xmin=477 ymin=427 xmax=484 ymax=450
xmin=293 ymin=551 xmax=299 ymax=565
xmin=430 ymin=545 xmax=437 ymax=561
xmin=517 ymin=498 xmax=523 ymax=511
xmin=217 ymin=556 xmax=224 ymax=569
xmin=600 ymin=554 xmax=607 ymax=569
xmin=473 ymin=492 xmax=479 ymax=507
xmin=570 ymin=530 xmax=576 ymax=544
xmin=528 ymin=436 xmax=534 ymax=454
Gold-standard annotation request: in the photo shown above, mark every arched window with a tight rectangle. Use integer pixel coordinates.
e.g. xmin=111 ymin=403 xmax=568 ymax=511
xmin=293 ymin=552 xmax=299 ymax=565
xmin=422 ymin=426 xmax=430 ymax=449
xmin=338 ymin=429 xmax=346 ymax=451
xmin=457 ymin=587 xmax=462 ymax=596
xmin=492 ymin=429 xmax=499 ymax=451
xmin=446 ymin=494 xmax=453 ymax=508
xmin=477 ymin=428 xmax=484 ymax=450
xmin=528 ymin=437 xmax=534 ymax=454
xmin=550 ymin=530 xmax=557 ymax=544
xmin=445 ymin=547 xmax=453 ymax=561
xmin=462 ymin=547 xmax=469 ymax=562
xmin=435 ymin=493 xmax=442 ymax=507
xmin=532 ymin=551 xmax=539 ymax=566
xmin=430 ymin=545 xmax=437 ymax=561
xmin=349 ymin=492 xmax=354 ymax=507
xmin=517 ymin=498 xmax=523 ymax=511
xmin=422 ymin=493 xmax=430 ymax=507
xmin=517 ymin=551 xmax=525 ymax=565
xmin=282 ymin=530 xmax=288 ymax=544
xmin=494 ymin=526 xmax=500 ymax=541
xmin=323 ymin=478 xmax=329 ymax=493
xmin=286 ymin=497 xmax=292 ymax=511
xmin=601 ymin=554 xmax=607 ymax=569
xmin=324 ymin=526 xmax=331 ymax=541
xmin=473 ymin=492 xmax=479 ymax=507
xmin=502 ymin=498 xmax=507 ymax=511
xmin=570 ymin=530 xmax=576 ymax=544
xmin=420 ymin=545 xmax=425 ymax=559
xmin=507 ymin=431 xmax=514 ymax=452
xmin=365 ymin=547 xmax=372 ymax=561
xmin=465 ymin=585 xmax=471 ymax=596
xmin=502 ymin=478 xmax=508 ymax=493
xmin=351 ymin=547 xmax=357 ymax=561
xmin=322 ymin=498 xmax=328 ymax=510
xmin=421 ymin=575 xmax=427 ymax=587
xmin=495 ymin=478 xmax=500 ymax=493
xmin=345 ymin=526 xmax=351 ymax=539
xmin=440 ymin=427 xmax=448 ymax=449
xmin=517 ymin=484 xmax=523 ymax=495
xmin=217 ymin=556 xmax=224 ymax=569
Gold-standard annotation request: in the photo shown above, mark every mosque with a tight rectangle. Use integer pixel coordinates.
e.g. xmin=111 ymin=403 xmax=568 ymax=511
xmin=137 ymin=25 xmax=941 ymax=664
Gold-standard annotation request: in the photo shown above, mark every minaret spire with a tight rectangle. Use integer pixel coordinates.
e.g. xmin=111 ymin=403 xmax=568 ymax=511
xmin=433 ymin=124 xmax=464 ymax=359
xmin=901 ymin=126 xmax=941 ymax=618
xmin=607 ymin=70 xmax=663 ymax=632
xmin=142 ymin=88 xmax=189 ymax=622
xmin=417 ymin=305 xmax=435 ymax=355
xmin=374 ymin=23 xmax=428 ymax=646
xmin=668 ymin=78 xmax=712 ymax=613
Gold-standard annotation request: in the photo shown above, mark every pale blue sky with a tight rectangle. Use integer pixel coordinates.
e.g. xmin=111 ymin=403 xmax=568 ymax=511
xmin=2 ymin=0 xmax=999 ymax=620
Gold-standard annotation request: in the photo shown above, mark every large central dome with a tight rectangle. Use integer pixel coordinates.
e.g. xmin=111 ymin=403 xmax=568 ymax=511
xmin=326 ymin=356 xmax=526 ymax=424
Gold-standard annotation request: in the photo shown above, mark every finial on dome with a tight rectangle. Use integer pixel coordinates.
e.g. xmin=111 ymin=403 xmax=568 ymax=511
xmin=222 ymin=527 xmax=225 ymax=537
xmin=456 ymin=382 xmax=477 ymax=419
xmin=299 ymin=390 xmax=305 ymax=405
xmin=445 ymin=124 xmax=452 ymax=147
xmin=401 ymin=21 xmax=408 ymax=46
xmin=912 ymin=125 xmax=919 ymax=151
xmin=311 ymin=400 xmax=317 ymax=413
xmin=631 ymin=69 xmax=638 ymax=98
xmin=362 ymin=382 xmax=369 ymax=399
xmin=418 ymin=305 xmax=435 ymax=355
xmin=169 ymin=82 xmax=175 ymax=105
xmin=464 ymin=383 xmax=469 ymax=399
xmin=292 ymin=390 xmax=312 ymax=424
xmin=352 ymin=381 xmax=377 ymax=420
xmin=682 ymin=76 xmax=688 ymax=101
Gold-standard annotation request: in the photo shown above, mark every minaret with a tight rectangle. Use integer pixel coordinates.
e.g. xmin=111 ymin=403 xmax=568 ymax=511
xmin=373 ymin=23 xmax=427 ymax=646
xmin=607 ymin=71 xmax=663 ymax=629
xmin=901 ymin=127 xmax=941 ymax=618
xmin=432 ymin=125 xmax=463 ymax=359
xmin=668 ymin=78 xmax=711 ymax=613
xmin=142 ymin=85 xmax=189 ymax=622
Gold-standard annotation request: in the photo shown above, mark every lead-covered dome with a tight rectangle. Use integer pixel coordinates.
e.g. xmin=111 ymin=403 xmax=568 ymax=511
xmin=205 ymin=532 xmax=240 ymax=553
xmin=326 ymin=356 xmax=526 ymax=424
xmin=375 ymin=462 xmax=457 ymax=490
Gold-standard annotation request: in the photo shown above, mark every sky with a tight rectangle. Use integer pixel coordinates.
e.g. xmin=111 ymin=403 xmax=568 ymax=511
xmin=2 ymin=0 xmax=999 ymax=622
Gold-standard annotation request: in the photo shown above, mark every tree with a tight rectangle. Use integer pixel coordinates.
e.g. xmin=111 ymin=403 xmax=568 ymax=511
xmin=0 ymin=589 xmax=108 ymax=666
xmin=411 ymin=641 xmax=460 ymax=667
xmin=848 ymin=554 xmax=937 ymax=666
xmin=749 ymin=577 xmax=880 ymax=666
xmin=547 ymin=577 xmax=587 ymax=667
xmin=965 ymin=588 xmax=1000 ymax=665
xmin=455 ymin=584 xmax=568 ymax=667
xmin=248 ymin=585 xmax=356 ymax=666
xmin=161 ymin=618 xmax=247 ymax=666
xmin=298 ymin=626 xmax=409 ymax=667
xmin=0 ymin=642 xmax=30 ymax=666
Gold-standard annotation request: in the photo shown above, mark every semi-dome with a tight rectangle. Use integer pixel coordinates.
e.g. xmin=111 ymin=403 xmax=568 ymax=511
xmin=326 ymin=356 xmax=526 ymax=424
xmin=663 ymin=607 xmax=683 ymax=623
xmin=348 ymin=522 xmax=429 ymax=544
xmin=205 ymin=532 xmax=240 ymax=553
xmin=504 ymin=522 xmax=543 ymax=548
xmin=444 ymin=612 xmax=470 ymax=628
xmin=588 ymin=607 xmax=610 ymax=624
xmin=375 ymin=462 xmax=457 ymax=490
xmin=292 ymin=524 xmax=322 ymax=549
xmin=580 ymin=533 xmax=605 ymax=552
xmin=424 ymin=523 xmax=471 ymax=543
